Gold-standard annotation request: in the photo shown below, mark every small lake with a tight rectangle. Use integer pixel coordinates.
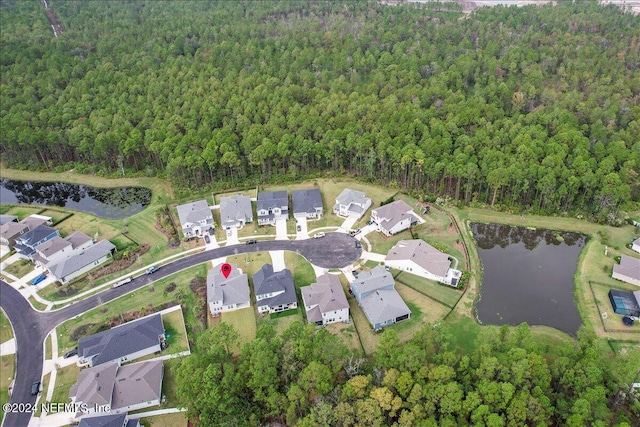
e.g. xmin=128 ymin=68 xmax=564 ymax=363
xmin=0 ymin=178 xmax=151 ymax=220
xmin=472 ymin=222 xmax=586 ymax=336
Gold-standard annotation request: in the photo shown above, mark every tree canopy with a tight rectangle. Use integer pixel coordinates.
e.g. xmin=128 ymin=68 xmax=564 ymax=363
xmin=1 ymin=1 xmax=639 ymax=221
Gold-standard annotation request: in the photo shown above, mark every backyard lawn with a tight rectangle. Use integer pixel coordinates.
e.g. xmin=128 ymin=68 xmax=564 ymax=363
xmin=221 ymin=308 xmax=257 ymax=348
xmin=140 ymin=412 xmax=188 ymax=427
xmin=394 ymin=271 xmax=462 ymax=308
xmin=162 ymin=308 xmax=190 ymax=355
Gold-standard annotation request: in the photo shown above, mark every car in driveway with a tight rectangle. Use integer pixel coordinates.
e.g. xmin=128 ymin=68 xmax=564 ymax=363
xmin=63 ymin=349 xmax=78 ymax=359
xmin=297 ymin=225 xmax=302 ymax=232
xmin=313 ymin=232 xmax=325 ymax=238
xmin=31 ymin=381 xmax=40 ymax=395
xmin=146 ymin=266 xmax=160 ymax=275
xmin=204 ymin=234 xmax=211 ymax=244
xmin=31 ymin=274 xmax=47 ymax=286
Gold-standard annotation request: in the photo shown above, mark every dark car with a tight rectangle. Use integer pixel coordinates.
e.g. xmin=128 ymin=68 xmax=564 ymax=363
xmin=204 ymin=234 xmax=211 ymax=244
xmin=246 ymin=239 xmax=257 ymax=245
xmin=63 ymin=349 xmax=78 ymax=359
xmin=31 ymin=274 xmax=47 ymax=286
xmin=31 ymin=381 xmax=40 ymax=395
xmin=146 ymin=266 xmax=159 ymax=275
xmin=297 ymin=225 xmax=301 ymax=232
xmin=208 ymin=227 xmax=215 ymax=235
xmin=355 ymin=241 xmax=362 ymax=249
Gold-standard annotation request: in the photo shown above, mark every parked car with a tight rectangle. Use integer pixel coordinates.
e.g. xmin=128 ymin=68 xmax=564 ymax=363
xmin=112 ymin=276 xmax=132 ymax=288
xmin=147 ymin=266 xmax=159 ymax=275
xmin=313 ymin=232 xmax=325 ymax=238
xmin=31 ymin=381 xmax=40 ymax=395
xmin=63 ymin=349 xmax=78 ymax=359
xmin=246 ymin=239 xmax=257 ymax=245
xmin=204 ymin=234 xmax=211 ymax=244
xmin=297 ymin=225 xmax=302 ymax=232
xmin=384 ymin=265 xmax=391 ymax=271
xmin=355 ymin=241 xmax=362 ymax=249
xmin=208 ymin=227 xmax=214 ymax=235
xmin=31 ymin=274 xmax=47 ymax=286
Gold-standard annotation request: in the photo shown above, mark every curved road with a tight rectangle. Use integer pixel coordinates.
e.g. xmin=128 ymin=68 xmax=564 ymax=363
xmin=0 ymin=233 xmax=360 ymax=427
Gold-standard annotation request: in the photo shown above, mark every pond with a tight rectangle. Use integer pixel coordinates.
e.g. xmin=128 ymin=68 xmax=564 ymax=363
xmin=0 ymin=178 xmax=151 ymax=220
xmin=471 ymin=222 xmax=586 ymax=336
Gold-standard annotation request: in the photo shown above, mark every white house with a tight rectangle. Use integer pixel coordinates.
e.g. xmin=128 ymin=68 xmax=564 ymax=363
xmin=47 ymin=240 xmax=116 ymax=284
xmin=219 ymin=195 xmax=253 ymax=229
xmin=207 ymin=263 xmax=250 ymax=314
xmin=333 ymin=188 xmax=372 ymax=219
xmin=176 ymin=199 xmax=214 ymax=238
xmin=612 ymin=255 xmax=640 ymax=287
xmin=371 ymin=200 xmax=420 ymax=237
xmin=33 ymin=232 xmax=93 ymax=267
xmin=632 ymin=237 xmax=640 ymax=254
xmin=385 ymin=239 xmax=462 ymax=286
xmin=301 ymin=274 xmax=349 ymax=326
xmin=257 ymin=191 xmax=289 ymax=226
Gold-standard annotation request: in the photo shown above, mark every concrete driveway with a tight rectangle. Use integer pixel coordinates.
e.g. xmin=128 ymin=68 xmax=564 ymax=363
xmin=295 ymin=217 xmax=309 ymax=240
xmin=225 ymin=227 xmax=240 ymax=245
xmin=339 ymin=216 xmax=358 ymax=233
xmin=275 ymin=218 xmax=288 ymax=240
xmin=270 ymin=250 xmax=286 ymax=272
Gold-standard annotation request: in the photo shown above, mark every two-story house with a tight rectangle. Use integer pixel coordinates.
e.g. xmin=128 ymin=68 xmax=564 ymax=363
xmin=207 ymin=263 xmax=250 ymax=314
xmin=333 ymin=188 xmax=372 ymax=219
xmin=219 ymin=195 xmax=253 ymax=229
xmin=292 ymin=189 xmax=323 ymax=220
xmin=13 ymin=225 xmax=60 ymax=258
xmin=257 ymin=191 xmax=289 ymax=226
xmin=370 ymin=200 xmax=419 ymax=237
xmin=301 ymin=274 xmax=349 ymax=326
xmin=253 ymin=264 xmax=297 ymax=314
xmin=176 ymin=200 xmax=214 ymax=238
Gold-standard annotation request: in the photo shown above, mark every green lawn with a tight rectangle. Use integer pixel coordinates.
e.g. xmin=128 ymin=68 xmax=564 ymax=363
xmin=162 ymin=309 xmax=190 ymax=355
xmin=160 ymin=357 xmax=183 ymax=409
xmin=0 ymin=354 xmax=15 ymax=421
xmin=394 ymin=271 xmax=463 ymax=308
xmin=3 ymin=259 xmax=34 ymax=279
xmin=0 ymin=310 xmax=13 ymax=344
xmin=1 ymin=205 xmax=43 ymax=219
xmin=220 ymin=308 xmax=257 ymax=349
xmin=139 ymin=412 xmax=188 ymax=427
xmin=50 ymin=364 xmax=80 ymax=404
xmin=36 ymin=208 xmax=73 ymax=225
xmin=225 ymin=252 xmax=273 ymax=276
xmin=284 ymin=251 xmax=317 ymax=289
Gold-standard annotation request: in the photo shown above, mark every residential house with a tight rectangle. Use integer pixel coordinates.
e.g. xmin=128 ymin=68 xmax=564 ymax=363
xmin=207 ymin=263 xmax=250 ymax=314
xmin=13 ymin=225 xmax=60 ymax=258
xmin=612 ymin=255 xmax=640 ymax=287
xmin=77 ymin=313 xmax=165 ymax=367
xmin=257 ymin=191 xmax=289 ymax=226
xmin=608 ymin=289 xmax=640 ymax=317
xmin=219 ymin=195 xmax=253 ymax=229
xmin=47 ymin=240 xmax=116 ymax=284
xmin=33 ymin=232 xmax=93 ymax=267
xmin=632 ymin=237 xmax=640 ymax=254
xmin=0 ymin=221 xmax=30 ymax=247
xmin=0 ymin=214 xmax=18 ymax=226
xmin=371 ymin=200 xmax=420 ymax=237
xmin=70 ymin=360 xmax=163 ymax=418
xmin=385 ymin=239 xmax=462 ymax=286
xmin=253 ymin=264 xmax=297 ymax=314
xmin=78 ymin=413 xmax=140 ymax=427
xmin=333 ymin=188 xmax=372 ymax=219
xmin=22 ymin=214 xmax=52 ymax=227
xmin=176 ymin=199 xmax=213 ymax=238
xmin=301 ymin=274 xmax=349 ymax=326
xmin=350 ymin=266 xmax=410 ymax=330
xmin=292 ymin=189 xmax=323 ymax=219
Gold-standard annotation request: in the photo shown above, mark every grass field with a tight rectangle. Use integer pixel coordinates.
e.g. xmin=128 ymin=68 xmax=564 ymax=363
xmin=394 ymin=271 xmax=462 ymax=308
xmin=284 ymin=251 xmax=317 ymax=289
xmin=160 ymin=357 xmax=181 ymax=409
xmin=0 ymin=354 xmax=15 ymax=421
xmin=140 ymin=412 xmax=188 ymax=427
xmin=326 ymin=320 xmax=364 ymax=355
xmin=221 ymin=308 xmax=257 ymax=348
xmin=0 ymin=310 xmax=13 ymax=344
xmin=3 ymin=259 xmax=34 ymax=278
xmin=162 ymin=309 xmax=190 ymax=355
xmin=50 ymin=363 xmax=80 ymax=405
xmin=1 ymin=205 xmax=42 ymax=219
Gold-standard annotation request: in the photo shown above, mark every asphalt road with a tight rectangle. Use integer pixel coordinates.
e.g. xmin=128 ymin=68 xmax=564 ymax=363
xmin=0 ymin=232 xmax=361 ymax=427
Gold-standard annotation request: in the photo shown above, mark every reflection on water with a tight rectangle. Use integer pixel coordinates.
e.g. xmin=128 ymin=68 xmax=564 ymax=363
xmin=0 ymin=179 xmax=151 ymax=219
xmin=472 ymin=223 xmax=586 ymax=337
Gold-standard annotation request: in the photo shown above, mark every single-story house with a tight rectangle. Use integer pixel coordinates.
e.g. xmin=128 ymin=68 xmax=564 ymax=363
xmin=47 ymin=240 xmax=116 ymax=284
xmin=77 ymin=313 xmax=165 ymax=367
xmin=176 ymin=199 xmax=213 ymax=238
xmin=0 ymin=214 xmax=18 ymax=226
xmin=333 ymin=188 xmax=372 ymax=219
xmin=253 ymin=264 xmax=298 ymax=314
xmin=632 ymin=238 xmax=640 ymax=254
xmin=350 ymin=266 xmax=411 ymax=330
xmin=13 ymin=225 xmax=60 ymax=258
xmin=22 ymin=214 xmax=52 ymax=227
xmin=257 ymin=191 xmax=289 ymax=226
xmin=70 ymin=360 xmax=163 ymax=418
xmin=219 ymin=195 xmax=253 ymax=229
xmin=292 ymin=189 xmax=323 ymax=219
xmin=608 ymin=289 xmax=640 ymax=317
xmin=33 ymin=232 xmax=93 ymax=267
xmin=612 ymin=255 xmax=640 ymax=287
xmin=78 ymin=413 xmax=140 ymax=427
xmin=207 ymin=263 xmax=250 ymax=314
xmin=371 ymin=200 xmax=419 ymax=237
xmin=385 ymin=239 xmax=462 ymax=286
xmin=301 ymin=273 xmax=349 ymax=326
xmin=0 ymin=221 xmax=30 ymax=247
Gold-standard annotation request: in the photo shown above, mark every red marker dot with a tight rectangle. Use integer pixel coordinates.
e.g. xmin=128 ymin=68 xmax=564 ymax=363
xmin=221 ymin=263 xmax=232 ymax=279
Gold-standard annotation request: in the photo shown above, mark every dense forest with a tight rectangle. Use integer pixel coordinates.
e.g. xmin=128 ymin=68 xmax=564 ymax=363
xmin=176 ymin=321 xmax=640 ymax=427
xmin=1 ymin=1 xmax=639 ymax=221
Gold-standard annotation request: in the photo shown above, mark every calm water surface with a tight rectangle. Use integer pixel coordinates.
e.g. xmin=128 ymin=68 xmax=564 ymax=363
xmin=472 ymin=223 xmax=586 ymax=336
xmin=0 ymin=179 xmax=151 ymax=219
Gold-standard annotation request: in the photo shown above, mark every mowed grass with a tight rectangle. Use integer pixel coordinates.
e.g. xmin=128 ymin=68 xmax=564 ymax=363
xmin=225 ymin=252 xmax=272 ymax=276
xmin=56 ymin=264 xmax=207 ymax=353
xmin=50 ymin=363 xmax=80 ymax=404
xmin=258 ymin=309 xmax=304 ymax=335
xmin=394 ymin=271 xmax=462 ymax=308
xmin=0 ymin=310 xmax=14 ymax=344
xmin=160 ymin=357 xmax=181 ymax=409
xmin=589 ymin=282 xmax=640 ymax=335
xmin=284 ymin=251 xmax=317 ymax=289
xmin=3 ymin=259 xmax=34 ymax=278
xmin=1 ymin=205 xmax=42 ymax=219
xmin=140 ymin=412 xmax=188 ymax=427
xmin=162 ymin=309 xmax=190 ymax=355
xmin=326 ymin=320 xmax=365 ymax=355
xmin=221 ymin=308 xmax=257 ymax=348
xmin=0 ymin=354 xmax=15 ymax=421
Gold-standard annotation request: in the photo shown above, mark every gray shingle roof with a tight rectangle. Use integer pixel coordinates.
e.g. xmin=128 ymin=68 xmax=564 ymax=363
xmin=372 ymin=200 xmax=417 ymax=231
xmin=48 ymin=240 xmax=116 ymax=281
xmin=292 ymin=189 xmax=323 ymax=214
xmin=16 ymin=225 xmax=58 ymax=247
xmin=111 ymin=360 xmax=164 ymax=411
xmin=71 ymin=362 xmax=119 ymax=407
xmin=350 ymin=266 xmax=394 ymax=296
xmin=35 ymin=236 xmax=71 ymax=258
xmin=334 ymin=188 xmax=371 ymax=214
xmin=385 ymin=239 xmax=451 ymax=277
xmin=177 ymin=200 xmax=212 ymax=227
xmin=66 ymin=231 xmax=93 ymax=249
xmin=301 ymin=274 xmax=348 ymax=319
xmin=77 ymin=313 xmax=164 ymax=366
xmin=359 ymin=288 xmax=411 ymax=325
xmin=220 ymin=195 xmax=253 ymax=226
xmin=614 ymin=255 xmax=640 ymax=281
xmin=0 ymin=221 xmax=29 ymax=241
xmin=253 ymin=264 xmax=297 ymax=308
xmin=0 ymin=214 xmax=18 ymax=226
xmin=207 ymin=263 xmax=250 ymax=306
xmin=78 ymin=414 xmax=127 ymax=427
xmin=257 ymin=191 xmax=288 ymax=211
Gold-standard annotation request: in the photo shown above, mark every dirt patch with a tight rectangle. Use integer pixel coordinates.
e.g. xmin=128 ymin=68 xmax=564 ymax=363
xmin=156 ymin=206 xmax=180 ymax=248
xmin=189 ymin=277 xmax=208 ymax=329
xmin=165 ymin=282 xmax=177 ymax=293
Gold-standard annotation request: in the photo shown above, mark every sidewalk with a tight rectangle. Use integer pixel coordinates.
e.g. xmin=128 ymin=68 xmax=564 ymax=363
xmin=0 ymin=338 xmax=16 ymax=356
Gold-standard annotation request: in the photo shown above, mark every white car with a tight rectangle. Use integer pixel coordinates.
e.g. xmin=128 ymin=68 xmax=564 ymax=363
xmin=313 ymin=232 xmax=325 ymax=238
